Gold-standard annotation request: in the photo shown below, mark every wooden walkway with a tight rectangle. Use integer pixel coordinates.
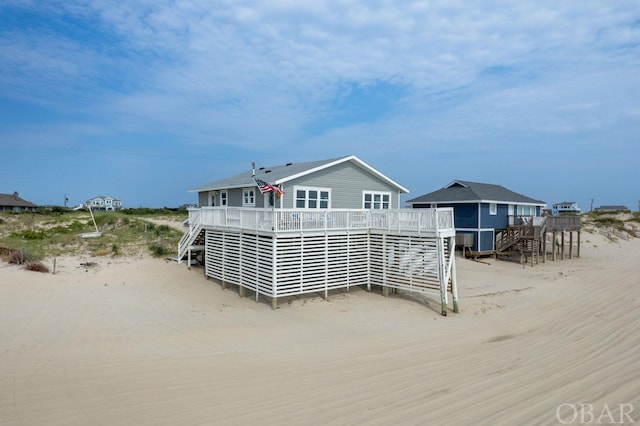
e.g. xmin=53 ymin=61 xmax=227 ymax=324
xmin=494 ymin=216 xmax=581 ymax=266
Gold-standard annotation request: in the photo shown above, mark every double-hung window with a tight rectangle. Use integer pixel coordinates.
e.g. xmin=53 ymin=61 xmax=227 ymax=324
xmin=363 ymin=191 xmax=390 ymax=209
xmin=294 ymin=187 xmax=330 ymax=209
xmin=242 ymin=188 xmax=255 ymax=207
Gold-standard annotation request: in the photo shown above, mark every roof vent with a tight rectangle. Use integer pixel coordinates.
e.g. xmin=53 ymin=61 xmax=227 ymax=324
xmin=286 ymin=162 xmax=293 ymax=166
xmin=265 ymin=170 xmax=271 ymax=173
xmin=259 ymin=167 xmax=265 ymax=170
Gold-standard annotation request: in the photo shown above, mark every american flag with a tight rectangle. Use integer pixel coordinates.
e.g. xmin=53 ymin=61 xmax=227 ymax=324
xmin=253 ymin=177 xmax=284 ymax=196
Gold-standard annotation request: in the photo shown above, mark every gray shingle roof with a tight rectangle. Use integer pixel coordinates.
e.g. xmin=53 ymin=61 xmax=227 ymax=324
xmin=0 ymin=192 xmax=37 ymax=208
xmin=407 ymin=180 xmax=545 ymax=205
xmin=190 ymin=155 xmax=409 ymax=193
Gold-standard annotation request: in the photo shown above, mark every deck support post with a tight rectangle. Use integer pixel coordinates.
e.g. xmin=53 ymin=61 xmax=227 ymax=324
xmin=450 ymin=237 xmax=459 ymax=313
xmin=187 ymin=248 xmax=192 ymax=270
xmin=271 ymin=297 xmax=278 ymax=310
xmin=561 ymin=231 xmax=565 ymax=260
xmin=239 ymin=285 xmax=245 ymax=298
xmin=569 ymin=231 xmax=573 ymax=259
xmin=437 ymin=236 xmax=447 ymax=316
xmin=577 ymin=230 xmax=581 ymax=258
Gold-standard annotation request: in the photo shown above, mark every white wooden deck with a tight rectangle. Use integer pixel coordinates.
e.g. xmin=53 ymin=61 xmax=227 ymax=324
xmin=179 ymin=207 xmax=458 ymax=315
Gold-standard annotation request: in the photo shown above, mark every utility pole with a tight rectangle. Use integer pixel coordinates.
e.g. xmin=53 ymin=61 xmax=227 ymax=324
xmin=64 ymin=194 xmax=68 ymax=208
xmin=590 ymin=198 xmax=594 ymax=212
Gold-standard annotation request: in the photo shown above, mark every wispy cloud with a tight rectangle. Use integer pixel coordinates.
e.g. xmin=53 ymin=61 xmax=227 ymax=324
xmin=1 ymin=1 xmax=639 ymax=206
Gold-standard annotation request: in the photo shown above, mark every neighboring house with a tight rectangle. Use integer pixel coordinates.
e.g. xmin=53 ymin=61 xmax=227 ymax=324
xmin=0 ymin=192 xmax=38 ymax=212
xmin=190 ymin=155 xmax=409 ymax=210
xmin=179 ymin=155 xmax=459 ymax=315
xmin=552 ymin=201 xmax=582 ymax=216
xmin=406 ymin=180 xmax=546 ymax=254
xmin=86 ymin=196 xmax=122 ymax=211
xmin=594 ymin=205 xmax=630 ymax=212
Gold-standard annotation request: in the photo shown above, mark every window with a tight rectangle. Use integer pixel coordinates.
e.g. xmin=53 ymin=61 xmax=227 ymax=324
xmin=220 ymin=191 xmax=227 ymax=206
xmin=243 ymin=188 xmax=255 ymax=206
xmin=517 ymin=205 xmax=535 ymax=216
xmin=363 ymin=191 xmax=390 ymax=209
xmin=294 ymin=187 xmax=330 ymax=209
xmin=489 ymin=203 xmax=497 ymax=215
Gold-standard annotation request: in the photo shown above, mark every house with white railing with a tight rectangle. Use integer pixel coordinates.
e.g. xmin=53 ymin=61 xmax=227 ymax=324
xmin=86 ymin=195 xmax=122 ymax=211
xmin=179 ymin=155 xmax=459 ymax=315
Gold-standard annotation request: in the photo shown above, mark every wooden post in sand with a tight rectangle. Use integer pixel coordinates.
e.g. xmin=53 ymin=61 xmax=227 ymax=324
xmin=569 ymin=231 xmax=573 ymax=259
xmin=271 ymin=297 xmax=278 ymax=310
xmin=239 ymin=285 xmax=245 ymax=298
xmin=577 ymin=230 xmax=581 ymax=258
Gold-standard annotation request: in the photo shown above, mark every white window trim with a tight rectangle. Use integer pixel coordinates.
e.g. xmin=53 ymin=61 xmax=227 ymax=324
xmin=362 ymin=190 xmax=391 ymax=209
xmin=293 ymin=186 xmax=331 ymax=209
xmin=489 ymin=203 xmax=497 ymax=215
xmin=242 ymin=188 xmax=256 ymax=207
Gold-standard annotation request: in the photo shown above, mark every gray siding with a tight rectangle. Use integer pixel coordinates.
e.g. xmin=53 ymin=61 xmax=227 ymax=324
xmin=280 ymin=162 xmax=399 ymax=209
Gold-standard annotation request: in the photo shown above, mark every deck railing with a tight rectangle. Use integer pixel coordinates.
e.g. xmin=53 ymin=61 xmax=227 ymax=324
xmin=188 ymin=207 xmax=455 ymax=236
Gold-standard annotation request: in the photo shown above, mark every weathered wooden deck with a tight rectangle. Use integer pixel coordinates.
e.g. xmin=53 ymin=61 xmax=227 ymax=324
xmin=495 ymin=215 xmax=582 ymax=265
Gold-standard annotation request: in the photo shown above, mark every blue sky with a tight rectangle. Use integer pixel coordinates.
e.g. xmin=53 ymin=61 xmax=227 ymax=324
xmin=1 ymin=1 xmax=639 ymax=210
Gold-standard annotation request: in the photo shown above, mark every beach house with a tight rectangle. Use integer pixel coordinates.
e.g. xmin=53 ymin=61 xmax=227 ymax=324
xmin=552 ymin=201 xmax=581 ymax=216
xmin=406 ymin=180 xmax=547 ymax=256
xmin=180 ymin=155 xmax=459 ymax=314
xmin=86 ymin=196 xmax=122 ymax=211
xmin=0 ymin=192 xmax=37 ymax=212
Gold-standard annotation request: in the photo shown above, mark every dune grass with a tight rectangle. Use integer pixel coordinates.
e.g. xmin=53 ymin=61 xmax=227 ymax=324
xmin=0 ymin=208 xmax=186 ymax=261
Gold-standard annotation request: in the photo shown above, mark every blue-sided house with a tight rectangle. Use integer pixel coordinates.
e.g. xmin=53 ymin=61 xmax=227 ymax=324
xmin=406 ymin=180 xmax=546 ymax=255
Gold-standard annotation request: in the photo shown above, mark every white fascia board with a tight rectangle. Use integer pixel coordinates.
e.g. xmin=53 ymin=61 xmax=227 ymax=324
xmin=277 ymin=155 xmax=409 ymax=193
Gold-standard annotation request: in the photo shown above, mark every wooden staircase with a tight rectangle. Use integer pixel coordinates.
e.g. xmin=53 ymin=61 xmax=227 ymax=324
xmin=495 ymin=217 xmax=547 ymax=265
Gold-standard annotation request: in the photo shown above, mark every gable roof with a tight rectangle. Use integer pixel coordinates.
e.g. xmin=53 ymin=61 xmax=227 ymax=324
xmin=190 ymin=155 xmax=409 ymax=193
xmin=0 ymin=192 xmax=37 ymax=208
xmin=407 ymin=180 xmax=545 ymax=205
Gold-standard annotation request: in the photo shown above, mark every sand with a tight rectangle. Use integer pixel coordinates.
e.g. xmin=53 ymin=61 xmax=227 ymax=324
xmin=1 ymin=230 xmax=639 ymax=425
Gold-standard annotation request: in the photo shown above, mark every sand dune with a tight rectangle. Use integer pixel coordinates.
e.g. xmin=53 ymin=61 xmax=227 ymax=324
xmin=1 ymin=229 xmax=639 ymax=425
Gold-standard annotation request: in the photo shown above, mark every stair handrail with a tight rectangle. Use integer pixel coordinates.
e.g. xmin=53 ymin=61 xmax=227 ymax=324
xmin=177 ymin=209 xmax=204 ymax=262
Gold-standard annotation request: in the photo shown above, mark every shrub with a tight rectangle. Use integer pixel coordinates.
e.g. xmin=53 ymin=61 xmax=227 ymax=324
xmin=149 ymin=244 xmax=170 ymax=257
xmin=24 ymin=262 xmax=49 ymax=273
xmin=8 ymin=249 xmax=24 ymax=264
xmin=10 ymin=230 xmax=45 ymax=240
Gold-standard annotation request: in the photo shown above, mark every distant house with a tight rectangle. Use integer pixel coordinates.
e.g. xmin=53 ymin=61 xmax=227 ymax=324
xmin=552 ymin=201 xmax=581 ymax=216
xmin=406 ymin=180 xmax=546 ymax=254
xmin=0 ymin=192 xmax=37 ymax=212
xmin=190 ymin=155 xmax=409 ymax=210
xmin=594 ymin=205 xmax=630 ymax=212
xmin=86 ymin=196 xmax=122 ymax=211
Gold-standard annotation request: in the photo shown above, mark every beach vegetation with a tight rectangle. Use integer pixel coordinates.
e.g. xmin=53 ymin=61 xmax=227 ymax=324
xmin=23 ymin=262 xmax=49 ymax=273
xmin=0 ymin=209 xmax=186 ymax=261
